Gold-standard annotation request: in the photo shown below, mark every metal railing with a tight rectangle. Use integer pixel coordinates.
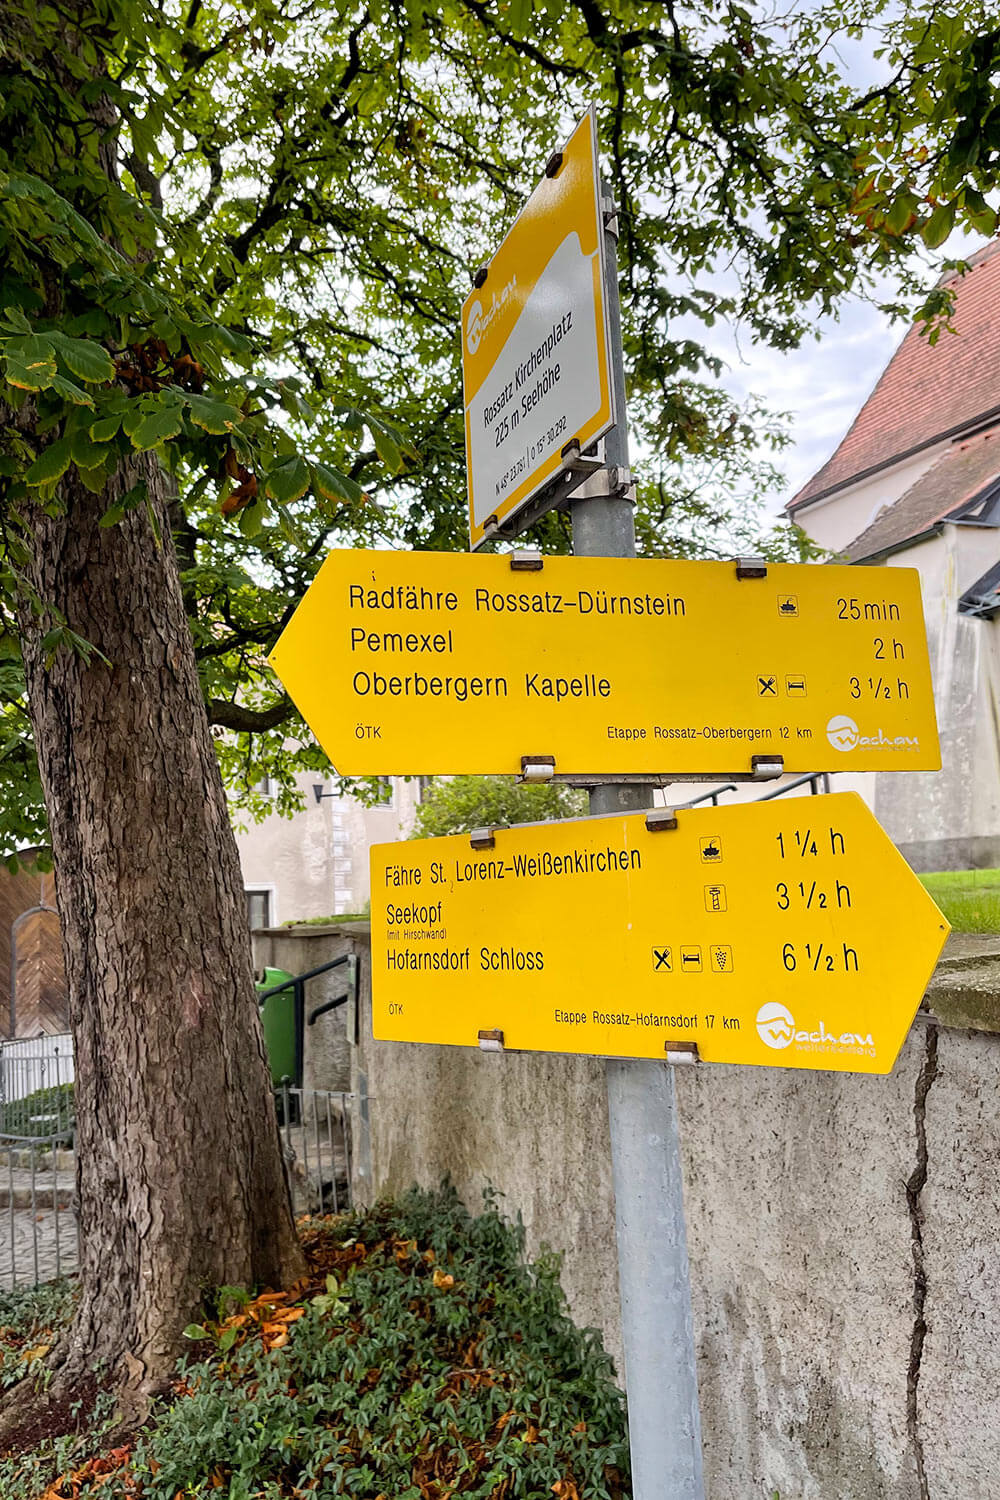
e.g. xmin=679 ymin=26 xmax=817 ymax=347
xmin=0 ymin=1034 xmax=75 ymax=1139
xmin=678 ymin=784 xmax=738 ymax=809
xmin=0 ymin=1035 xmax=78 ymax=1289
xmin=276 ymin=1083 xmax=353 ymax=1216
xmin=0 ymin=1052 xmax=355 ymax=1291
xmin=258 ymin=954 xmax=358 ymax=1088
xmin=756 ymin=771 xmax=831 ymax=801
xmin=677 ymin=773 xmax=832 ymax=812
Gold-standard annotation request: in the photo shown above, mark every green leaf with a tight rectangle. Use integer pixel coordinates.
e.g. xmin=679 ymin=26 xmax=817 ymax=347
xmin=218 ymin=1327 xmax=238 ymax=1352
xmin=2 ymin=306 xmax=31 ymax=333
xmin=182 ymin=1324 xmax=210 ymax=1341
xmin=4 ymin=336 xmax=57 ymax=391
xmin=369 ymin=420 xmax=402 ymax=473
xmin=238 ymin=499 xmax=265 ymax=537
xmin=50 ymin=373 xmax=95 ymax=407
xmin=186 ymin=393 xmax=243 ymax=434
xmin=279 ymin=382 xmax=316 ymax=423
xmin=312 ymin=461 xmax=363 ymax=504
xmin=89 ymin=413 xmax=123 ymax=442
xmin=48 ymin=331 xmax=116 ymax=384
xmin=265 ymin=455 xmax=311 ymax=505
xmin=24 ymin=437 xmax=73 ymax=486
xmin=75 ymin=463 xmax=111 ymax=494
xmin=129 ymin=408 xmax=183 ymax=449
xmin=68 ymin=425 xmax=104 ymax=467
xmin=922 ymin=199 xmax=956 ymax=249
xmin=99 ymin=481 xmax=148 ymax=528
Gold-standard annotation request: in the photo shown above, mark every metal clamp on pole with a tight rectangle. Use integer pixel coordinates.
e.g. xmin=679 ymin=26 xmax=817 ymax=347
xmin=601 ymin=193 xmax=619 ymax=239
xmin=469 ymin=828 xmax=496 ymax=850
xmin=751 ymin=754 xmax=784 ymax=780
xmin=510 ymin=549 xmax=544 ymax=572
xmin=520 ymin=755 xmax=555 ymax=783
xmin=645 ymin=808 xmax=679 ymax=833
xmin=560 ymin=437 xmax=604 ymax=476
xmin=664 ymin=1041 xmax=699 ymax=1065
xmin=735 ymin=556 xmax=768 ymax=579
xmin=573 ymin=464 xmax=637 ymax=504
xmin=478 ymin=1029 xmax=505 ymax=1052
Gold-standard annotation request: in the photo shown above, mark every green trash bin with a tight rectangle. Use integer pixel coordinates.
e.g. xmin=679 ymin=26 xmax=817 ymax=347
xmin=256 ymin=967 xmax=297 ymax=1087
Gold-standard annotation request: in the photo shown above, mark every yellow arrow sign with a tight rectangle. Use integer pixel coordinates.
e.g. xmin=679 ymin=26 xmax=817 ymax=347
xmin=268 ymin=549 xmax=941 ymax=776
xmin=461 ymin=108 xmax=614 ymax=548
xmin=370 ymin=794 xmax=948 ymax=1074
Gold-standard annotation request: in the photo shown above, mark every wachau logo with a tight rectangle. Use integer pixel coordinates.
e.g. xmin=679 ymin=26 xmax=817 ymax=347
xmin=826 ymin=714 xmax=919 ymax=754
xmin=756 ymin=1003 xmax=795 ymax=1049
xmin=755 ymin=1003 xmax=876 ymax=1058
xmin=466 ymin=275 xmax=518 ymax=356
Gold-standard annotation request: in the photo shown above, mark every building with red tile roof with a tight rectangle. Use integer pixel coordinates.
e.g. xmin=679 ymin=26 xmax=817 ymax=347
xmin=789 ymin=243 xmax=1000 ymax=871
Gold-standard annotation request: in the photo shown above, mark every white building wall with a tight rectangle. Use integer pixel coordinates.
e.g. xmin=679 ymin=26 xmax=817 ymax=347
xmin=236 ymin=774 xmax=421 ymax=925
xmin=793 ymin=444 xmax=946 ymax=555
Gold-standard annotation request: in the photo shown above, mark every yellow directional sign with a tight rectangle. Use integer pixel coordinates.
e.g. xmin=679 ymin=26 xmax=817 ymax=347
xmin=268 ymin=549 xmax=941 ymax=776
xmin=370 ymin=794 xmax=949 ymax=1074
xmin=462 ymin=108 xmax=614 ymax=548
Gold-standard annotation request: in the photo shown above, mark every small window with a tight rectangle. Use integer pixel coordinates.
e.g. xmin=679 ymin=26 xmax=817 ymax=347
xmin=246 ymin=889 xmax=272 ymax=931
xmin=375 ymin=777 xmax=393 ymax=806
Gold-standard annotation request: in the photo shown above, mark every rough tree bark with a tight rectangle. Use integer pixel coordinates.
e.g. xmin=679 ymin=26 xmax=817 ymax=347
xmin=4 ymin=453 xmax=305 ymax=1436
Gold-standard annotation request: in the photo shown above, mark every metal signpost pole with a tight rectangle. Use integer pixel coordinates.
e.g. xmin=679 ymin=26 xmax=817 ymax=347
xmin=570 ymin=184 xmax=706 ymax=1500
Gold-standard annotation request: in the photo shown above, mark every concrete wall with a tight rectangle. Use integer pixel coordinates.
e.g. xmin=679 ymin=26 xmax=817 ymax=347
xmin=873 ymin=529 xmax=1000 ymax=871
xmin=298 ymin=920 xmax=1000 ymax=1499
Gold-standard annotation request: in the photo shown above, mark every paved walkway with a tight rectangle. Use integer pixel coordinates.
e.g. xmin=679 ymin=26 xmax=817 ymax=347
xmin=0 ymin=1205 xmax=78 ymax=1289
xmin=0 ymin=1150 xmax=78 ymax=1290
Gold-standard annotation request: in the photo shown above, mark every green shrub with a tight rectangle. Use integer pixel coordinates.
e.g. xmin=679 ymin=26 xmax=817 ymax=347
xmin=411 ymin=775 xmax=587 ymax=839
xmin=1 ymin=1080 xmax=75 ymax=1139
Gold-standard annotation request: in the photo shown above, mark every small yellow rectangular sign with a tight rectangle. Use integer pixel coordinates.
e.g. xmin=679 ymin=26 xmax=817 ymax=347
xmin=370 ymin=795 xmax=949 ymax=1074
xmin=268 ymin=549 xmax=941 ymax=776
xmin=461 ymin=108 xmax=614 ymax=547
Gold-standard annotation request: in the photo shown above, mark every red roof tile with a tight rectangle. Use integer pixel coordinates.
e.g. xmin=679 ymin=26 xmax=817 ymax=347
xmin=842 ymin=429 xmax=1000 ymax=561
xmin=790 ymin=240 xmax=1000 ymax=511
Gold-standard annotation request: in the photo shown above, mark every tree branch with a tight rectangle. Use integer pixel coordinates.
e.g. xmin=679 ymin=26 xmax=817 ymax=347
xmin=207 ymin=697 xmax=293 ymax=732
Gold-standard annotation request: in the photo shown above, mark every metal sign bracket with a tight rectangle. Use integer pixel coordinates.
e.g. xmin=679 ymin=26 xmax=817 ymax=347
xmin=664 ymin=1041 xmax=699 ymax=1066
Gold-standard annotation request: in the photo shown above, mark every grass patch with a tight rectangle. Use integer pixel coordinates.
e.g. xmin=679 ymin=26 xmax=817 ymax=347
xmin=280 ymin=911 xmax=368 ymax=926
xmin=3 ymin=1187 xmax=630 ymax=1498
xmin=919 ymin=868 xmax=1000 ymax=933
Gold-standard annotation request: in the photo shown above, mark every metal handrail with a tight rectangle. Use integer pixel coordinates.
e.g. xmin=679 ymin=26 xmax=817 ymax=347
xmin=257 ymin=953 xmax=359 ymax=1088
xmin=756 ymin=772 xmax=830 ymax=801
xmin=677 ymin=783 xmax=739 ymax=809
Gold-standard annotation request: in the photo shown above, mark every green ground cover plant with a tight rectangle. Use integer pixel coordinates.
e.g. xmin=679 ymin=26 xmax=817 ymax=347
xmin=0 ymin=1188 xmax=630 ymax=1499
xmin=920 ymin=868 xmax=1000 ymax=933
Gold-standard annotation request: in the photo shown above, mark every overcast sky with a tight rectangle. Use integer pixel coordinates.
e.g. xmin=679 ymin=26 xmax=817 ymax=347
xmin=721 ymin=298 xmax=900 ymax=512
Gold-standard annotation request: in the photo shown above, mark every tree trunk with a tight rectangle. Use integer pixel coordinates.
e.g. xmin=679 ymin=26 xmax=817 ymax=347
xmin=7 ymin=453 xmax=305 ymax=1430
